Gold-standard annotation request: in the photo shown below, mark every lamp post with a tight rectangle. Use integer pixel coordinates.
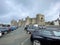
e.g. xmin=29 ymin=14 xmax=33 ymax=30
xmin=59 ymin=13 xmax=60 ymax=26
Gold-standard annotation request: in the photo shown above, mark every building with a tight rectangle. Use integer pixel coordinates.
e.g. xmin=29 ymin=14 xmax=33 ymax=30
xmin=11 ymin=19 xmax=18 ymax=26
xmin=18 ymin=19 xmax=25 ymax=27
xmin=54 ymin=18 xmax=60 ymax=26
xmin=25 ymin=16 xmax=31 ymax=25
xmin=45 ymin=14 xmax=60 ymax=26
xmin=31 ymin=18 xmax=36 ymax=24
xmin=25 ymin=14 xmax=45 ymax=26
xmin=11 ymin=14 xmax=45 ymax=26
xmin=36 ymin=14 xmax=45 ymax=25
xmin=18 ymin=20 xmax=22 ymax=27
xmin=25 ymin=17 xmax=36 ymax=25
xmin=53 ymin=14 xmax=60 ymax=26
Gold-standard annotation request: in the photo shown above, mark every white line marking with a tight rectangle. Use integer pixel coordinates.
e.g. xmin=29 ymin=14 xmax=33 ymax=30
xmin=21 ymin=38 xmax=29 ymax=45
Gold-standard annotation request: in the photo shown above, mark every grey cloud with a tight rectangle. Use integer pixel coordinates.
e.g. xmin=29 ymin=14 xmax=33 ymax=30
xmin=0 ymin=0 xmax=11 ymax=15
xmin=0 ymin=0 xmax=60 ymax=24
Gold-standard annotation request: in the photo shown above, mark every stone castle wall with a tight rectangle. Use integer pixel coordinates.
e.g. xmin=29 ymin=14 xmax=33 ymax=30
xmin=11 ymin=14 xmax=45 ymax=26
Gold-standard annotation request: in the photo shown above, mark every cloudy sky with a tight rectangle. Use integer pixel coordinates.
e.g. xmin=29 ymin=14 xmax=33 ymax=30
xmin=0 ymin=0 xmax=60 ymax=24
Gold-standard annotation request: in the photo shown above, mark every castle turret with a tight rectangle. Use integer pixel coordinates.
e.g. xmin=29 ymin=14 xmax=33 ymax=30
xmin=36 ymin=14 xmax=45 ymax=25
xmin=25 ymin=16 xmax=30 ymax=25
xmin=11 ymin=19 xmax=18 ymax=26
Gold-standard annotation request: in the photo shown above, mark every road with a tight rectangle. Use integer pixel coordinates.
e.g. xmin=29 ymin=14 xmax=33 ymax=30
xmin=0 ymin=27 xmax=32 ymax=45
xmin=0 ymin=26 xmax=60 ymax=45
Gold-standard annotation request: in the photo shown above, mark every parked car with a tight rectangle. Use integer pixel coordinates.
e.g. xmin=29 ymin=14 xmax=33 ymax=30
xmin=0 ymin=30 xmax=2 ymax=37
xmin=25 ymin=25 xmax=38 ymax=34
xmin=24 ymin=25 xmax=29 ymax=30
xmin=38 ymin=25 xmax=46 ymax=29
xmin=10 ymin=26 xmax=17 ymax=31
xmin=30 ymin=28 xmax=60 ymax=45
xmin=0 ymin=27 xmax=11 ymax=36
xmin=6 ymin=27 xmax=11 ymax=33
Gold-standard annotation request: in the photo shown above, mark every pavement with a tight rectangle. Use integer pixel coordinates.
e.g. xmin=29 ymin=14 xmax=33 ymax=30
xmin=0 ymin=27 xmax=32 ymax=45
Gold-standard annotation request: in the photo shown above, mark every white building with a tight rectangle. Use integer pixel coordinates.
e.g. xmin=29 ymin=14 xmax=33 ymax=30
xmin=54 ymin=18 xmax=60 ymax=26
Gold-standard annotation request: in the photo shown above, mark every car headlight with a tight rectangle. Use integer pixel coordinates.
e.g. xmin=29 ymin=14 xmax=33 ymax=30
xmin=0 ymin=32 xmax=2 ymax=36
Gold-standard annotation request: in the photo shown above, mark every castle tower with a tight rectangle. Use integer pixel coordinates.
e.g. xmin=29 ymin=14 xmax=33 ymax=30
xmin=31 ymin=18 xmax=36 ymax=25
xmin=18 ymin=20 xmax=22 ymax=26
xmin=25 ymin=16 xmax=30 ymax=25
xmin=11 ymin=19 xmax=18 ymax=26
xmin=36 ymin=14 xmax=45 ymax=25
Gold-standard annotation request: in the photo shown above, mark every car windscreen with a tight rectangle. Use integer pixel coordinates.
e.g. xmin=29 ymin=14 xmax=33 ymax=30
xmin=53 ymin=31 xmax=60 ymax=37
xmin=28 ymin=26 xmax=38 ymax=29
xmin=40 ymin=30 xmax=52 ymax=36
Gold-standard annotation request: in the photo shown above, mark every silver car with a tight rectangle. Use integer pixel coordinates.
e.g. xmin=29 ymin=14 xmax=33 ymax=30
xmin=26 ymin=26 xmax=38 ymax=34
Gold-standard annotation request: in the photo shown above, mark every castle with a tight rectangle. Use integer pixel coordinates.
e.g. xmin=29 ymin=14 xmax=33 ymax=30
xmin=11 ymin=14 xmax=45 ymax=26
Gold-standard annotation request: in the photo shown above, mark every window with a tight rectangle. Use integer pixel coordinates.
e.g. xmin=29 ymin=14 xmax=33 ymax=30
xmin=41 ymin=17 xmax=43 ymax=20
xmin=40 ymin=30 xmax=52 ymax=36
xmin=53 ymin=31 xmax=60 ymax=36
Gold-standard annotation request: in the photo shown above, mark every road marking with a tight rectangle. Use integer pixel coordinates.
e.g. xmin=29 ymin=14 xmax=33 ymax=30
xmin=21 ymin=38 xmax=29 ymax=45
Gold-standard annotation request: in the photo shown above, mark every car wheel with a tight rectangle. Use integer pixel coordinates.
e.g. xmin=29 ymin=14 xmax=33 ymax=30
xmin=27 ymin=31 xmax=30 ymax=34
xmin=27 ymin=31 xmax=31 ymax=34
xmin=33 ymin=40 xmax=41 ymax=45
xmin=4 ymin=31 xmax=7 ymax=34
xmin=0 ymin=32 xmax=2 ymax=37
xmin=7 ymin=30 xmax=11 ymax=33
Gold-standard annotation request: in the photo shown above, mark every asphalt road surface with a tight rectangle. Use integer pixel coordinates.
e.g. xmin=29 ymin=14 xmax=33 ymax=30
xmin=0 ymin=26 xmax=60 ymax=45
xmin=0 ymin=27 xmax=32 ymax=45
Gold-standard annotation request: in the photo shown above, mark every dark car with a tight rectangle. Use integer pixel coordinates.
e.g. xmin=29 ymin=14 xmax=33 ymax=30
xmin=30 ymin=28 xmax=60 ymax=45
xmin=24 ymin=25 xmax=29 ymax=30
